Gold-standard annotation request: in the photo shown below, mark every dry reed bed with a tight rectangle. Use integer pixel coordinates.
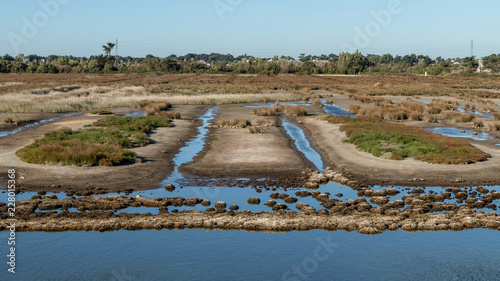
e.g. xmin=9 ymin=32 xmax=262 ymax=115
xmin=0 ymin=88 xmax=301 ymax=112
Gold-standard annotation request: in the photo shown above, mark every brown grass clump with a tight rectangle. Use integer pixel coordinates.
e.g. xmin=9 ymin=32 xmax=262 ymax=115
xmin=252 ymin=104 xmax=307 ymax=117
xmin=480 ymin=106 xmax=494 ymax=113
xmin=220 ymin=118 xmax=252 ymax=128
xmin=486 ymin=121 xmax=500 ymax=131
xmin=453 ymin=113 xmax=476 ymax=123
xmin=373 ymin=82 xmax=383 ymax=87
xmin=311 ymin=96 xmax=323 ymax=107
xmin=472 ymin=120 xmax=484 ymax=128
xmin=158 ymin=111 xmax=181 ymax=119
xmin=1 ymin=116 xmax=13 ymax=124
xmin=494 ymin=112 xmax=500 ymax=121
xmin=143 ymin=102 xmax=172 ymax=116
xmin=463 ymin=103 xmax=476 ymax=111
xmin=349 ymin=104 xmax=361 ymax=114
xmin=256 ymin=119 xmax=277 ymax=126
xmin=252 ymin=106 xmax=279 ymax=116
xmin=248 ymin=126 xmax=260 ymax=134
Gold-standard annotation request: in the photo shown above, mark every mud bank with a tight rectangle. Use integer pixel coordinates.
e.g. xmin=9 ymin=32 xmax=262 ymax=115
xmin=0 ymin=105 xmax=206 ymax=192
xmin=179 ymin=104 xmax=312 ymax=180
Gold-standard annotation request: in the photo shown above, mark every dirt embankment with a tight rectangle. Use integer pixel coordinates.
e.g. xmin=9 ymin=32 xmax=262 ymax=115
xmin=179 ymin=104 xmax=312 ymax=182
xmin=299 ymin=117 xmax=500 ymax=187
xmin=0 ymin=106 xmax=206 ymax=193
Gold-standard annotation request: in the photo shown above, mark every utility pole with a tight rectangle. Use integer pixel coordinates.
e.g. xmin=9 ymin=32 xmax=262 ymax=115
xmin=470 ymin=40 xmax=474 ymax=57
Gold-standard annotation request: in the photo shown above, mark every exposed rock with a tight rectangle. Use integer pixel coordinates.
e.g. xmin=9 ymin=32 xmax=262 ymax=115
xmin=476 ymin=187 xmax=489 ymax=194
xmin=265 ymin=200 xmax=276 ymax=207
xmin=284 ymin=197 xmax=298 ymax=204
xmin=165 ymin=184 xmax=176 ymax=192
xmin=370 ymin=196 xmax=389 ymax=205
xmin=214 ymin=201 xmax=226 ymax=209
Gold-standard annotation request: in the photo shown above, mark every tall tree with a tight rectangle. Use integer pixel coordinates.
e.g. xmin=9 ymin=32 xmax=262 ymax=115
xmin=102 ymin=42 xmax=116 ymax=56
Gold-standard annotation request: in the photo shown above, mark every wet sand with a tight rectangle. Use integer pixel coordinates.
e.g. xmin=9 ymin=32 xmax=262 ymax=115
xmin=180 ymin=104 xmax=312 ymax=180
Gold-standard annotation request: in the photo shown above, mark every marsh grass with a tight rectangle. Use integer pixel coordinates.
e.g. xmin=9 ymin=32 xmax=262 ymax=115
xmin=340 ymin=119 xmax=489 ymax=164
xmin=252 ymin=104 xmax=307 ymax=117
xmin=248 ymin=126 xmax=260 ymax=134
xmin=220 ymin=118 xmax=252 ymax=128
xmin=0 ymin=113 xmax=36 ymax=124
xmin=256 ymin=118 xmax=277 ymax=127
xmin=16 ymin=116 xmax=172 ymax=166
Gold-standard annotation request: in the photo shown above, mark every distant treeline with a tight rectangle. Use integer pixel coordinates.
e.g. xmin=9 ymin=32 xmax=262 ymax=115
xmin=1 ymin=51 xmax=500 ymax=75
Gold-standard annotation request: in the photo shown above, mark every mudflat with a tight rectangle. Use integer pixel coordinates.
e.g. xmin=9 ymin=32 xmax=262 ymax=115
xmin=180 ymin=104 xmax=312 ymax=180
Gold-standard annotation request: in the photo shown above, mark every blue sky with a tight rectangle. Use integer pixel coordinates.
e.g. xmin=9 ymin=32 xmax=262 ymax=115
xmin=1 ymin=0 xmax=499 ymax=59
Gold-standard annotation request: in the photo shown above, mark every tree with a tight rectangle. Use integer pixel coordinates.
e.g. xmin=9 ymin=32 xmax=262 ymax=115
xmin=102 ymin=42 xmax=116 ymax=56
xmin=461 ymin=56 xmax=478 ymax=69
xmin=2 ymin=54 xmax=14 ymax=61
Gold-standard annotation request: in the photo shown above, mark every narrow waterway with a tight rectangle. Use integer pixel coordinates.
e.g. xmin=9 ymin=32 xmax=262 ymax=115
xmin=282 ymin=118 xmax=324 ymax=171
xmin=0 ymin=113 xmax=80 ymax=138
xmin=321 ymin=100 xmax=356 ymax=118
xmin=425 ymin=127 xmax=497 ymax=142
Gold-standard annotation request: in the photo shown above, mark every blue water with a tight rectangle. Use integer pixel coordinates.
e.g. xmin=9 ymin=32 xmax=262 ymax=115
xmin=125 ymin=111 xmax=146 ymax=117
xmin=161 ymin=106 xmax=219 ymax=185
xmin=321 ymin=100 xmax=357 ymax=118
xmin=282 ymin=119 xmax=324 ymax=171
xmin=0 ymin=113 xmax=80 ymax=138
xmin=457 ymin=108 xmax=495 ymax=118
xmin=416 ymin=100 xmax=430 ymax=105
xmin=425 ymin=127 xmax=496 ymax=142
xmin=1 ymin=229 xmax=499 ymax=280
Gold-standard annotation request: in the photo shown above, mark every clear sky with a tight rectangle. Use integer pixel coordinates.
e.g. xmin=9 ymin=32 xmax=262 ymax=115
xmin=1 ymin=0 xmax=499 ymax=59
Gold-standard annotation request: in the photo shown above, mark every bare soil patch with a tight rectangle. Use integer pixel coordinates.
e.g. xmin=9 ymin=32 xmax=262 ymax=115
xmin=180 ymin=104 xmax=312 ymax=180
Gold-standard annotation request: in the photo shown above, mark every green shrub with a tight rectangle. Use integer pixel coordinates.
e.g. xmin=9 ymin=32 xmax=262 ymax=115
xmin=340 ymin=120 xmax=489 ymax=164
xmin=16 ymin=116 xmax=171 ymax=166
xmin=16 ymin=141 xmax=136 ymax=166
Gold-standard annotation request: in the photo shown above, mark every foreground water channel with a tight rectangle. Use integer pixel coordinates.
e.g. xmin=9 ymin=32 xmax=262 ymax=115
xmin=1 ymin=103 xmax=499 ymax=279
xmin=1 ymin=228 xmax=499 ymax=280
